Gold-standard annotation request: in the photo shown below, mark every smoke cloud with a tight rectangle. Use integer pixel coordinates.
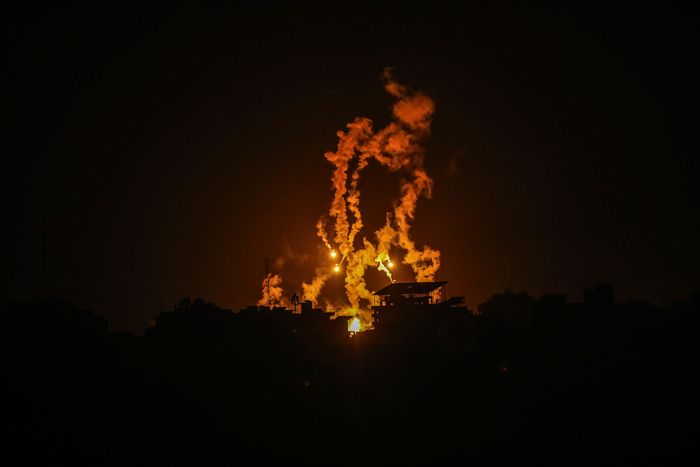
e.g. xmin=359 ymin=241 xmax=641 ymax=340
xmin=304 ymin=69 xmax=441 ymax=329
xmin=257 ymin=274 xmax=288 ymax=308
xmin=275 ymin=237 xmax=309 ymax=270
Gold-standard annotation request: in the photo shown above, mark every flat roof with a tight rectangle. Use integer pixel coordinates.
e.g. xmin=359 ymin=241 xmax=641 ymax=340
xmin=373 ymin=281 xmax=447 ymax=296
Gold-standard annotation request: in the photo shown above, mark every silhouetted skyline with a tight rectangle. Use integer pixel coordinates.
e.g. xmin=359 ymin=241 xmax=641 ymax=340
xmin=4 ymin=3 xmax=697 ymax=333
xmin=2 ymin=285 xmax=696 ymax=462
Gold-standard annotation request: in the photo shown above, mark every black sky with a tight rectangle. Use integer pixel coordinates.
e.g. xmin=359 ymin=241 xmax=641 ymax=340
xmin=4 ymin=3 xmax=698 ymax=332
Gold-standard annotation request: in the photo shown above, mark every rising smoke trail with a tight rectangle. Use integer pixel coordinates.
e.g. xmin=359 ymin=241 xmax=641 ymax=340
xmin=305 ymin=69 xmax=441 ymax=329
xmin=302 ymin=265 xmax=332 ymax=306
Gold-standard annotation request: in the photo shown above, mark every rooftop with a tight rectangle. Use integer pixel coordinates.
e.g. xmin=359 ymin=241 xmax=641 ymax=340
xmin=373 ymin=281 xmax=447 ymax=296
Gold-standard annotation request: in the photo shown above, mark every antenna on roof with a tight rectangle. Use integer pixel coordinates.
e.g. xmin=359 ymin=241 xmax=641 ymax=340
xmin=291 ymin=293 xmax=299 ymax=313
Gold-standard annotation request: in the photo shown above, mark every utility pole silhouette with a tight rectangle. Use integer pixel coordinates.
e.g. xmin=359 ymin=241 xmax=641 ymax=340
xmin=41 ymin=181 xmax=48 ymax=297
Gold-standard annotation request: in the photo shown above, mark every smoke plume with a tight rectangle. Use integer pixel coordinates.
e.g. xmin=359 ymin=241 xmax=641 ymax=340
xmin=305 ymin=69 xmax=441 ymax=329
xmin=257 ymin=274 xmax=288 ymax=308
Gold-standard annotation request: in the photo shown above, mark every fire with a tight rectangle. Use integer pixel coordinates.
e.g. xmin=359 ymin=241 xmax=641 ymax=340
xmin=350 ymin=318 xmax=360 ymax=333
xmin=299 ymin=69 xmax=440 ymax=327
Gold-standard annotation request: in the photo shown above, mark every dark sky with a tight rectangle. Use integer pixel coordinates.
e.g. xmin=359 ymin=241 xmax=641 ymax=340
xmin=4 ymin=3 xmax=698 ymax=332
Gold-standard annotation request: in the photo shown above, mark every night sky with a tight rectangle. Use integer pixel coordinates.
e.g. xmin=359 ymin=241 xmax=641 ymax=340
xmin=5 ymin=3 xmax=697 ymax=333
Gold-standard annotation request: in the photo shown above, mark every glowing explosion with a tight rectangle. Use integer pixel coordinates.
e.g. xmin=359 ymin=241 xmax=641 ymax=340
xmin=261 ymin=69 xmax=440 ymax=330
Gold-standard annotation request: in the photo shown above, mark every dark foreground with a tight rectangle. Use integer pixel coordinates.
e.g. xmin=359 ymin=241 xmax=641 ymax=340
xmin=2 ymin=299 xmax=696 ymax=464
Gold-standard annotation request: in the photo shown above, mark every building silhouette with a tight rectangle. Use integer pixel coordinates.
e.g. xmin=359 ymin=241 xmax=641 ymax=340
xmin=370 ymin=281 xmax=471 ymax=347
xmin=2 ymin=284 xmax=697 ymax=463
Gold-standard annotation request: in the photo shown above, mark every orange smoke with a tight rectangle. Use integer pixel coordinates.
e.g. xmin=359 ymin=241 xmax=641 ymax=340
xmin=316 ymin=218 xmax=332 ymax=251
xmin=258 ymin=274 xmax=289 ymax=308
xmin=305 ymin=69 xmax=440 ymax=329
xmin=302 ymin=266 xmax=332 ymax=306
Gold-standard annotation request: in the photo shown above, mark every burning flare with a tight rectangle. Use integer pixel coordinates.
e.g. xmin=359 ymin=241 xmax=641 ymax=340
xmin=303 ymin=69 xmax=441 ymax=330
